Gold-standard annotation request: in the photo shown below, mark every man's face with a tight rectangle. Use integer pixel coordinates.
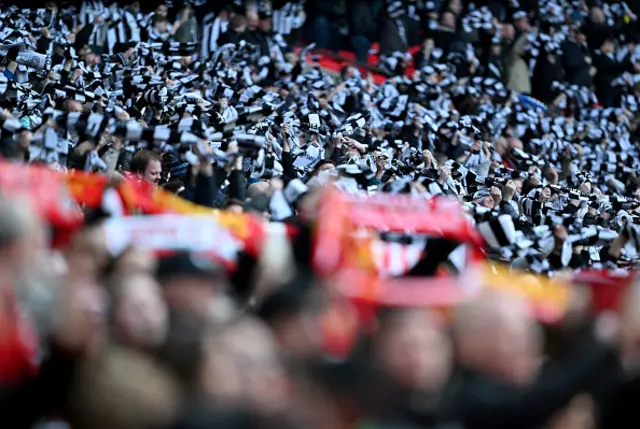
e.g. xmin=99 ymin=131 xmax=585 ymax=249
xmin=156 ymin=4 xmax=168 ymax=18
xmin=449 ymin=0 xmax=462 ymax=15
xmin=259 ymin=17 xmax=272 ymax=32
xmin=154 ymin=20 xmax=168 ymax=33
xmin=602 ymin=40 xmax=615 ymax=54
xmin=247 ymin=13 xmax=259 ymax=30
xmin=515 ymin=17 xmax=530 ymax=32
xmin=84 ymin=52 xmax=97 ymax=65
xmin=144 ymin=159 xmax=162 ymax=185
xmin=441 ymin=12 xmax=455 ymax=28
xmin=67 ymin=101 xmax=83 ymax=112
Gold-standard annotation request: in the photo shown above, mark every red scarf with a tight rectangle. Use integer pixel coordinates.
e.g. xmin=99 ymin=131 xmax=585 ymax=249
xmin=0 ymin=288 xmax=39 ymax=385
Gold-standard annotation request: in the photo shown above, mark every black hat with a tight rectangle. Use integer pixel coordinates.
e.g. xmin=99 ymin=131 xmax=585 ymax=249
xmin=156 ymin=251 xmax=225 ymax=281
xmin=258 ymin=9 xmax=272 ymax=19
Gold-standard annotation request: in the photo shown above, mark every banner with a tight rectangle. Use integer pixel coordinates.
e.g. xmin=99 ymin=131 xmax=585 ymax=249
xmin=102 ymin=215 xmax=242 ymax=269
xmin=313 ymin=189 xmax=485 ymax=276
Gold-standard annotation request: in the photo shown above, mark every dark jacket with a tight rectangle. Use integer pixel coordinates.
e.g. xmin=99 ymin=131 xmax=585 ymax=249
xmin=531 ymin=56 xmax=564 ymax=104
xmin=379 ymin=16 xmax=410 ymax=55
xmin=592 ymin=52 xmax=630 ymax=100
xmin=442 ymin=344 xmax=618 ymax=429
xmin=242 ymin=30 xmax=272 ymax=58
xmin=561 ymin=39 xmax=593 ymax=88
xmin=348 ymin=0 xmax=377 ymax=40
xmin=0 ymin=344 xmax=78 ymax=429
xmin=218 ymin=29 xmax=244 ymax=46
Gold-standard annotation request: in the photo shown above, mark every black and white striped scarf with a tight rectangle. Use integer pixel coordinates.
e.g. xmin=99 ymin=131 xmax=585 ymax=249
xmin=200 ymin=12 xmax=228 ymax=60
xmin=272 ymin=1 xmax=306 ymax=36
xmin=78 ymin=0 xmax=106 ymax=46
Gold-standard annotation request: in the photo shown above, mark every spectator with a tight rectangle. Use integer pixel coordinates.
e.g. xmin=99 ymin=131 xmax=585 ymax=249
xmin=447 ymin=291 xmax=620 ymax=429
xmin=432 ymin=11 xmax=464 ymax=57
xmin=506 ymin=21 xmax=532 ymax=95
xmin=562 ymin=26 xmax=595 ymax=89
xmin=129 ymin=150 xmax=163 ymax=186
xmin=532 ymin=46 xmax=565 ymax=104
xmin=484 ymin=38 xmax=506 ymax=81
xmin=379 ymin=0 xmax=412 ymax=56
xmin=219 ymin=14 xmax=248 ymax=46
xmin=348 ymin=0 xmax=377 ymax=63
xmin=592 ymin=36 xmax=633 ymax=107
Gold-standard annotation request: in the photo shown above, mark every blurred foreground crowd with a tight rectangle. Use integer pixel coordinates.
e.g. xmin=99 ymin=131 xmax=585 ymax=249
xmin=0 ymin=0 xmax=640 ymax=429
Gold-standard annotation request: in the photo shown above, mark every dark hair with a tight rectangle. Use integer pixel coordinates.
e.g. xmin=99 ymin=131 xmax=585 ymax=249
xmin=310 ymin=159 xmax=335 ymax=177
xmin=129 ymin=149 xmax=162 ymax=175
xmin=231 ymin=14 xmax=246 ymax=29
xmin=152 ymin=14 xmax=168 ymax=25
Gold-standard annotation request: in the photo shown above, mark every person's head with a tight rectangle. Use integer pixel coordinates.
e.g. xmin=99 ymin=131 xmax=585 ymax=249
xmin=111 ymin=272 xmax=168 ymax=350
xmin=64 ymin=99 xmax=84 ymax=113
xmin=601 ymin=37 xmax=615 ymax=54
xmin=157 ymin=252 xmax=228 ymax=319
xmin=501 ymin=23 xmax=515 ymax=41
xmin=447 ymin=0 xmax=462 ymax=16
xmin=259 ymin=12 xmax=272 ymax=32
xmin=155 ymin=3 xmax=169 ymax=18
xmin=313 ymin=160 xmax=336 ymax=177
xmin=441 ymin=11 xmax=456 ymax=28
xmin=200 ymin=317 xmax=288 ymax=416
xmin=256 ymin=278 xmax=322 ymax=359
xmin=341 ymin=65 xmax=356 ymax=80
xmin=573 ymin=26 xmax=587 ymax=44
xmin=513 ymin=12 xmax=530 ymax=32
xmin=153 ymin=15 xmax=169 ymax=33
xmin=589 ymin=6 xmax=605 ymax=25
xmin=231 ymin=14 xmax=247 ymax=32
xmin=245 ymin=194 xmax=271 ymax=222
xmin=130 ymin=150 xmax=163 ymax=185
xmin=453 ymin=291 xmax=542 ymax=386
xmin=374 ymin=309 xmax=452 ymax=391
xmin=246 ymin=11 xmax=259 ymax=31
xmin=247 ymin=180 xmax=271 ymax=199
xmin=494 ymin=136 xmax=509 ymax=156
xmin=433 ymin=152 xmax=449 ymax=168
xmin=83 ymin=51 xmax=99 ymax=66
xmin=68 ymin=347 xmax=179 ymax=429
xmin=0 ymin=195 xmax=47 ymax=288
xmin=579 ymin=180 xmax=592 ymax=195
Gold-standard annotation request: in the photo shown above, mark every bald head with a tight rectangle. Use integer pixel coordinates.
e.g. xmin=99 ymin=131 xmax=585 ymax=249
xmin=453 ymin=291 xmax=540 ymax=385
xmin=247 ymin=181 xmax=270 ymax=199
xmin=246 ymin=11 xmax=259 ymax=30
xmin=589 ymin=7 xmax=605 ymax=24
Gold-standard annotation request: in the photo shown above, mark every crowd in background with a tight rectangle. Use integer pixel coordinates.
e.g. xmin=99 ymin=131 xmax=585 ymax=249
xmin=0 ymin=0 xmax=640 ymax=429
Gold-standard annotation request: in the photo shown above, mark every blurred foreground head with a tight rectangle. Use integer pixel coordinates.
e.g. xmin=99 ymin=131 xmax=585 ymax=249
xmin=0 ymin=194 xmax=48 ymax=289
xmin=199 ymin=316 xmax=290 ymax=418
xmin=373 ymin=309 xmax=452 ymax=392
xmin=157 ymin=252 xmax=232 ymax=321
xmin=68 ymin=347 xmax=180 ymax=429
xmin=111 ymin=271 xmax=169 ymax=351
xmin=453 ymin=290 xmax=542 ymax=385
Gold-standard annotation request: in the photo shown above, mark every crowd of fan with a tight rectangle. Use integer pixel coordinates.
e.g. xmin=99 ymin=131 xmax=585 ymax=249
xmin=1 ymin=0 xmax=640 ymax=428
